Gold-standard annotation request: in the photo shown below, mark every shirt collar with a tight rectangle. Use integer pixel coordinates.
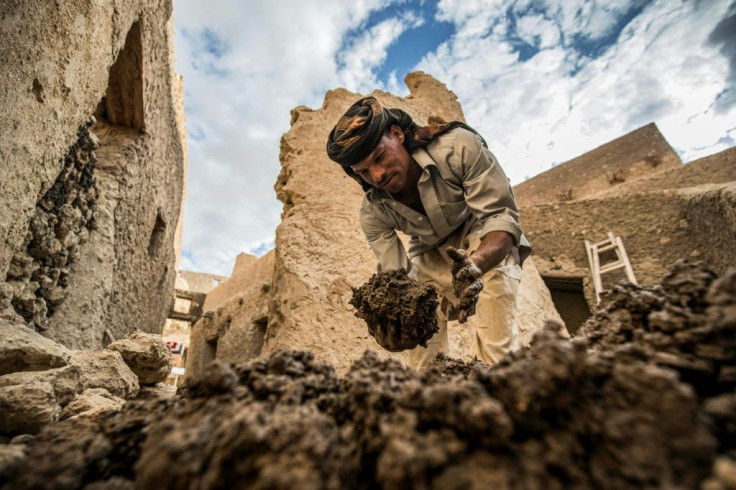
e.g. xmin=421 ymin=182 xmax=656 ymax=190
xmin=365 ymin=147 xmax=435 ymax=203
xmin=411 ymin=146 xmax=437 ymax=172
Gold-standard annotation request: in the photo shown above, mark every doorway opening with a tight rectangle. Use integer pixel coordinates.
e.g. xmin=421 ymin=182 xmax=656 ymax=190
xmin=542 ymin=276 xmax=592 ymax=335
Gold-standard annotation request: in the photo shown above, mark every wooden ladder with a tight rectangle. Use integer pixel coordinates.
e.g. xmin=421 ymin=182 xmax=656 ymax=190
xmin=585 ymin=231 xmax=638 ymax=304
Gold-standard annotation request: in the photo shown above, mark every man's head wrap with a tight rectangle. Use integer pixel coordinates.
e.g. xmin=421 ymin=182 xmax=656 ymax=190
xmin=326 ymin=96 xmax=486 ymax=192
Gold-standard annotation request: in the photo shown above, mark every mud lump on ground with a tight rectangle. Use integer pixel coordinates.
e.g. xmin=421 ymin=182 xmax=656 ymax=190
xmin=2 ymin=261 xmax=736 ymax=489
xmin=350 ymin=269 xmax=439 ymax=349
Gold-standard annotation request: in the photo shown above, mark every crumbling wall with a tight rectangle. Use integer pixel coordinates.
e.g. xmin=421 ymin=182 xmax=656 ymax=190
xmin=514 ymin=123 xmax=682 ymax=207
xmin=178 ymin=271 xmax=227 ymax=295
xmin=187 ymin=251 xmax=276 ymax=376
xmin=524 ymin=182 xmax=736 ymax=307
xmin=0 ymin=0 xmax=186 ymax=348
xmin=202 ymin=253 xmax=261 ymax=312
xmin=591 ymin=146 xmax=736 ymax=199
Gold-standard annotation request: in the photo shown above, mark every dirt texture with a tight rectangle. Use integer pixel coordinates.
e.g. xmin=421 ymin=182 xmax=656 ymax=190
xmin=3 ymin=262 xmax=735 ymax=489
xmin=350 ymin=269 xmax=439 ymax=349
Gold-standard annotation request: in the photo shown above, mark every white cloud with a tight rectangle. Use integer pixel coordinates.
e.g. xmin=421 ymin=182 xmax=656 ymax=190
xmin=338 ymin=12 xmax=425 ymax=94
xmin=174 ymin=0 xmax=735 ymax=275
xmin=174 ymin=0 xmax=410 ymax=274
xmin=418 ymin=0 xmax=735 ymax=183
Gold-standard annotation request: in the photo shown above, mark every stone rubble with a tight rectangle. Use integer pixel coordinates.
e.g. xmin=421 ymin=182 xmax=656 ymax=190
xmin=0 ymin=330 xmax=173 ymax=437
xmin=107 ymin=331 xmax=172 ymax=385
xmin=0 ymin=262 xmax=733 ymax=489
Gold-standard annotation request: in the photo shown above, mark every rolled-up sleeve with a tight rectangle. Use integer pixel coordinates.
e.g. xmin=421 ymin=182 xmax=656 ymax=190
xmin=359 ymin=201 xmax=410 ymax=272
xmin=452 ymin=130 xmax=523 ymax=244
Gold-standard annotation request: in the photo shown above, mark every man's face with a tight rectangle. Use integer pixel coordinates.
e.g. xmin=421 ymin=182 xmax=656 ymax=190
xmin=350 ymin=125 xmax=413 ymax=194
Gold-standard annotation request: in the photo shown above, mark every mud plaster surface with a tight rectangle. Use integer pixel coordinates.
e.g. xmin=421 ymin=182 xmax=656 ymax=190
xmin=2 ymin=261 xmax=735 ymax=490
xmin=350 ymin=269 xmax=439 ymax=349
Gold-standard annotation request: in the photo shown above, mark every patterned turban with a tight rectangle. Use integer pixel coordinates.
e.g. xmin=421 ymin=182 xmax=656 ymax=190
xmin=326 ymin=96 xmax=486 ymax=192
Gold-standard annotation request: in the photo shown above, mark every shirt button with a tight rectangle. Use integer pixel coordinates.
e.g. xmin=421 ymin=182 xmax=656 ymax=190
xmin=391 ymin=202 xmax=397 ymax=207
xmin=418 ymin=217 xmax=424 ymax=221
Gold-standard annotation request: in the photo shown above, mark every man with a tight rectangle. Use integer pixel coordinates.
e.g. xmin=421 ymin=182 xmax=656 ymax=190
xmin=326 ymin=96 xmax=531 ymax=370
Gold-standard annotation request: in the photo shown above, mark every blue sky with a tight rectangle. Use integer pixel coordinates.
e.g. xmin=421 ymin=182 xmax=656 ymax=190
xmin=173 ymin=0 xmax=736 ymax=276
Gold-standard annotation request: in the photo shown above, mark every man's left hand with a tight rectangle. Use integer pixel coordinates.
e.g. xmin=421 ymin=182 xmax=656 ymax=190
xmin=446 ymin=246 xmax=483 ymax=323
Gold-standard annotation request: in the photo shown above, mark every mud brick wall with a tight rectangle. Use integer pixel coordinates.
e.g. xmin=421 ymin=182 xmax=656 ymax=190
xmin=514 ymin=122 xmax=682 ymax=207
xmin=0 ymin=0 xmax=186 ymax=348
xmin=524 ymin=182 xmax=736 ymax=308
xmin=591 ymin=145 xmax=736 ymax=199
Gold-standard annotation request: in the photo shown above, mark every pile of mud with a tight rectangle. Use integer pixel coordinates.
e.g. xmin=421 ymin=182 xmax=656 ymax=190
xmin=2 ymin=262 xmax=735 ymax=489
xmin=350 ymin=269 xmax=439 ymax=349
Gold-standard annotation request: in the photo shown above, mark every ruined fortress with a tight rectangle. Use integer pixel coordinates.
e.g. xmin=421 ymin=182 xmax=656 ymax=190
xmin=1 ymin=1 xmax=736 ymax=487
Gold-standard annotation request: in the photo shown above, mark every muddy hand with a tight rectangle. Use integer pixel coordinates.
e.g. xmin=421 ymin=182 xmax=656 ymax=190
xmin=446 ymin=246 xmax=483 ymax=323
xmin=374 ymin=319 xmax=416 ymax=352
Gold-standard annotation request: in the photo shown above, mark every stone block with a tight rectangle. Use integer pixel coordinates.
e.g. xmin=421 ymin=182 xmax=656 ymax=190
xmin=69 ymin=350 xmax=139 ymax=399
xmin=107 ymin=331 xmax=172 ymax=385
xmin=0 ymin=319 xmax=69 ymax=376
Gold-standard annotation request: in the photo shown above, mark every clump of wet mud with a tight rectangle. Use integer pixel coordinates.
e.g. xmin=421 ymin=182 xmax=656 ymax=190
xmin=350 ymin=269 xmax=439 ymax=349
xmin=2 ymin=262 xmax=736 ymax=489
xmin=580 ymin=260 xmax=736 ymax=399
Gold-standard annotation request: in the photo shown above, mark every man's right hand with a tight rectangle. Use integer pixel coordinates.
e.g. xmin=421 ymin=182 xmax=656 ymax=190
xmin=372 ymin=319 xmax=417 ymax=352
xmin=446 ymin=246 xmax=484 ymax=323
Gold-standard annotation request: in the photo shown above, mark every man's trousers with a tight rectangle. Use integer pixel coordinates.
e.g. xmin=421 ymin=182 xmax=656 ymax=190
xmin=406 ymin=218 xmax=521 ymax=371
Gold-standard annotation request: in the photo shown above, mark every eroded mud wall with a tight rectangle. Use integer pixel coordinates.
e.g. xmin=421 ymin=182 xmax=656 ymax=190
xmin=0 ymin=0 xmax=185 ymax=348
xmin=514 ymin=123 xmax=682 ymax=207
xmin=186 ymin=251 xmax=276 ymax=377
xmin=591 ymin=146 xmax=736 ymax=199
xmin=525 ymin=182 xmax=736 ymax=306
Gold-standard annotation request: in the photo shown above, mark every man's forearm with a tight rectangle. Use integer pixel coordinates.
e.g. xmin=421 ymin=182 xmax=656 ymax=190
xmin=469 ymin=230 xmax=514 ymax=274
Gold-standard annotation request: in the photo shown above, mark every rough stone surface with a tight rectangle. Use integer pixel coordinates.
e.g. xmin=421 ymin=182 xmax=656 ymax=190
xmin=525 ymin=182 xmax=736 ymax=308
xmin=2 ymin=262 xmax=732 ymax=489
xmin=188 ymin=73 xmax=562 ymax=377
xmin=0 ymin=365 xmax=83 ymax=407
xmin=107 ymin=331 xmax=172 ymax=385
xmin=0 ymin=319 xmax=69 ymax=376
xmin=0 ymin=381 xmax=60 ymax=435
xmin=60 ymin=388 xmax=126 ymax=424
xmin=0 ymin=0 xmax=186 ymax=349
xmin=69 ymin=350 xmax=139 ymax=400
xmin=350 ymin=269 xmax=439 ymax=349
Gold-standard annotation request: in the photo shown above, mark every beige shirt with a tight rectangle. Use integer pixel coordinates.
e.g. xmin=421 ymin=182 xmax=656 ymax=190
xmin=359 ymin=127 xmax=531 ymax=272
